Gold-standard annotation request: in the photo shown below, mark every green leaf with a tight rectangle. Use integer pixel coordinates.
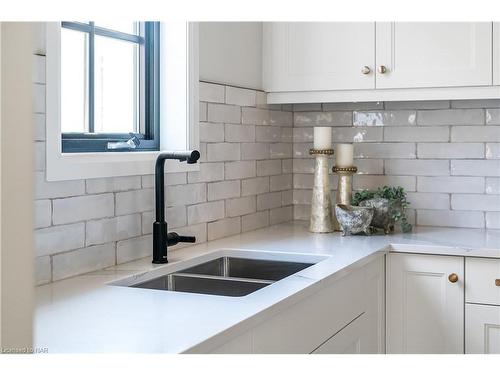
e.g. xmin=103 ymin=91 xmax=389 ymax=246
xmin=352 ymin=185 xmax=412 ymax=232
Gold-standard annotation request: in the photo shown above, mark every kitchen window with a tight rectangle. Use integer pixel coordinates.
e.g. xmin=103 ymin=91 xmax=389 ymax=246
xmin=60 ymin=21 xmax=160 ymax=152
xmin=45 ymin=22 xmax=199 ymax=181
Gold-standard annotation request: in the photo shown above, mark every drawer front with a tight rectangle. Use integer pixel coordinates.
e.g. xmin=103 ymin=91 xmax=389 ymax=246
xmin=252 ymin=266 xmax=365 ymax=353
xmin=466 ymin=303 xmax=500 ymax=354
xmin=466 ymin=258 xmax=500 ymax=306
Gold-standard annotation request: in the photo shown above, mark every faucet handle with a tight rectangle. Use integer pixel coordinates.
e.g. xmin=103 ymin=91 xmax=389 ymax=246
xmin=178 ymin=235 xmax=196 ymax=243
xmin=166 ymin=232 xmax=196 ymax=246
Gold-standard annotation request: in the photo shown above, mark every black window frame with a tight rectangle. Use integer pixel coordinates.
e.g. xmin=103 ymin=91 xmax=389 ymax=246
xmin=61 ymin=21 xmax=160 ymax=153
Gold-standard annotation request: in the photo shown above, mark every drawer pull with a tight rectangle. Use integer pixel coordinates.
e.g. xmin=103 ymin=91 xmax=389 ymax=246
xmin=448 ymin=273 xmax=459 ymax=283
xmin=495 ymin=279 xmax=500 ymax=287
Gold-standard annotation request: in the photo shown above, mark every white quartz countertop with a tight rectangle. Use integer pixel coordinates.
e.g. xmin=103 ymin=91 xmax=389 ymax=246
xmin=34 ymin=221 xmax=500 ymax=353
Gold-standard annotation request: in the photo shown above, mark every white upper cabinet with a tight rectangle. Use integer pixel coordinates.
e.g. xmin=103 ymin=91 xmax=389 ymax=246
xmin=263 ymin=22 xmax=375 ymax=92
xmin=494 ymin=22 xmax=500 ymax=86
xmin=263 ymin=22 xmax=499 ymax=103
xmin=376 ymin=22 xmax=492 ymax=89
xmin=386 ymin=253 xmax=464 ymax=354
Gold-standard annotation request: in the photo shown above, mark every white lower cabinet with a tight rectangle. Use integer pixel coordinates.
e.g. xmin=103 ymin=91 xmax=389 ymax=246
xmin=207 ymin=255 xmax=385 ymax=354
xmin=466 ymin=304 xmax=500 ymax=354
xmin=386 ymin=253 xmax=464 ymax=354
xmin=465 ymin=257 xmax=500 ymax=354
xmin=210 ymin=331 xmax=253 ymax=354
xmin=208 ymin=251 xmax=500 ymax=355
xmin=364 ymin=255 xmax=385 ymax=353
xmin=312 ymin=313 xmax=367 ymax=354
xmin=252 ymin=264 xmax=365 ymax=353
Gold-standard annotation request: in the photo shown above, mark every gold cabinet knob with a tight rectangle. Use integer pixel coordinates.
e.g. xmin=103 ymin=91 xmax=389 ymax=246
xmin=495 ymin=279 xmax=500 ymax=287
xmin=448 ymin=273 xmax=459 ymax=283
xmin=361 ymin=66 xmax=371 ymax=75
xmin=378 ymin=65 xmax=388 ymax=74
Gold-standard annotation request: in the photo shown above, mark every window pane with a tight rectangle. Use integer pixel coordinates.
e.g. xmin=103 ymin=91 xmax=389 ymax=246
xmin=94 ymin=36 xmax=139 ymax=133
xmin=95 ymin=22 xmax=138 ymax=35
xmin=61 ymin=28 xmax=88 ymax=133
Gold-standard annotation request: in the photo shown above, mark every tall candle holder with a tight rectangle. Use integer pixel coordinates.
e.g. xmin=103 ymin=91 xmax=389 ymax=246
xmin=332 ymin=166 xmax=358 ymax=231
xmin=309 ymin=149 xmax=335 ymax=233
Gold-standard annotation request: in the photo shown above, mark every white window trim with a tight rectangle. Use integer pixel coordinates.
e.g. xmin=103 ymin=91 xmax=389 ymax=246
xmin=45 ymin=22 xmax=199 ymax=181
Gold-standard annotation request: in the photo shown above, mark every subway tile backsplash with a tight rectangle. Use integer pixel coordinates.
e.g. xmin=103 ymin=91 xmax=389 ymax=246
xmin=292 ymin=101 xmax=500 ymax=232
xmin=33 ymin=63 xmax=293 ymax=284
xmin=33 ymin=54 xmax=500 ymax=285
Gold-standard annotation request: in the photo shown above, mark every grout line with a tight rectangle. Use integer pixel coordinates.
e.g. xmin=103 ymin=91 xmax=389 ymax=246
xmin=49 ymin=255 xmax=54 ymax=283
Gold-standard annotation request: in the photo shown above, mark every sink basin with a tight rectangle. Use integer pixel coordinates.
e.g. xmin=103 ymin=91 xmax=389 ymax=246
xmin=132 ymin=274 xmax=271 ymax=297
xmin=180 ymin=257 xmax=314 ymax=281
xmin=112 ymin=250 xmax=326 ymax=297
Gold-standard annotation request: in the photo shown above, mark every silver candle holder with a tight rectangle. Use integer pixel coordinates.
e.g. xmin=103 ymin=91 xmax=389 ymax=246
xmin=309 ymin=149 xmax=335 ymax=233
xmin=332 ymin=165 xmax=358 ymax=231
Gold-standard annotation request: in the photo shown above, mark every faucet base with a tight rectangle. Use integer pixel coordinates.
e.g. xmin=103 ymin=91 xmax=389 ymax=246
xmin=152 ymin=259 xmax=168 ymax=264
xmin=152 ymin=221 xmax=168 ymax=264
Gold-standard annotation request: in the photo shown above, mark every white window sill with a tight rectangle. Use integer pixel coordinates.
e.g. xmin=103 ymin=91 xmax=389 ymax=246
xmin=46 ymin=151 xmax=199 ymax=181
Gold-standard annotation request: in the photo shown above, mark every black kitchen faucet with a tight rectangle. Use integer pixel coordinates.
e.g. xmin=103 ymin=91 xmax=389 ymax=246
xmin=152 ymin=150 xmax=200 ymax=264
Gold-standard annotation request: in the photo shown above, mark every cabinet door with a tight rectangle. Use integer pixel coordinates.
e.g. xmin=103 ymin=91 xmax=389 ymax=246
xmin=263 ymin=22 xmax=375 ymax=92
xmin=252 ymin=266 xmax=364 ymax=353
xmin=312 ymin=313 xmax=367 ymax=354
xmin=494 ymin=23 xmax=500 ymax=86
xmin=466 ymin=304 xmax=500 ymax=354
xmin=386 ymin=253 xmax=464 ymax=354
xmin=364 ymin=255 xmax=385 ymax=354
xmin=376 ymin=22 xmax=493 ymax=89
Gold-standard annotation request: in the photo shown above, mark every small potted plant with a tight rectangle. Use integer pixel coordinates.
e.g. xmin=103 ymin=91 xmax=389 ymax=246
xmin=351 ymin=186 xmax=412 ymax=233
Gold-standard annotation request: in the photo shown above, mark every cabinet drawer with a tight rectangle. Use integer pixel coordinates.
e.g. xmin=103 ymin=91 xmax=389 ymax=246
xmin=252 ymin=266 xmax=364 ymax=353
xmin=466 ymin=303 xmax=500 ymax=354
xmin=466 ymin=258 xmax=500 ymax=306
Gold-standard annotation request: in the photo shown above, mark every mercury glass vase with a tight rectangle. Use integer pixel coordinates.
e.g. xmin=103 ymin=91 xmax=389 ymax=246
xmin=309 ymin=154 xmax=334 ymax=233
xmin=332 ymin=166 xmax=357 ymax=231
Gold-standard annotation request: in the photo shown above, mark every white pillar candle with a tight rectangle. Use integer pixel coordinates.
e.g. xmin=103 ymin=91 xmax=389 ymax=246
xmin=313 ymin=127 xmax=332 ymax=150
xmin=336 ymin=143 xmax=354 ymax=167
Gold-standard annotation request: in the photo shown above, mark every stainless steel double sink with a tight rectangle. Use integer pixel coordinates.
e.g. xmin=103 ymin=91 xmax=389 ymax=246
xmin=129 ymin=256 xmax=317 ymax=297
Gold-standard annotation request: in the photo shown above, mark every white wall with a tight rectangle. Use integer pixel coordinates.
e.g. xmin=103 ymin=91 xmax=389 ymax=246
xmin=199 ymin=22 xmax=262 ymax=90
xmin=1 ymin=22 xmax=35 ymax=350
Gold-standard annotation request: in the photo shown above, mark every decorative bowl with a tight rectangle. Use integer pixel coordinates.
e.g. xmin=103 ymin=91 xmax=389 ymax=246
xmin=335 ymin=204 xmax=374 ymax=236
xmin=358 ymin=197 xmax=393 ymax=234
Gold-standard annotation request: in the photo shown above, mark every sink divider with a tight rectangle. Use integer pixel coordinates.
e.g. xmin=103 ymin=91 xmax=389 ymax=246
xmin=171 ymin=272 xmax=276 ymax=285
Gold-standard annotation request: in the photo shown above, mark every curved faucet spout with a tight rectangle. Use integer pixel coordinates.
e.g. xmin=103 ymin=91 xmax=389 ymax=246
xmin=153 ymin=150 xmax=200 ymax=264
